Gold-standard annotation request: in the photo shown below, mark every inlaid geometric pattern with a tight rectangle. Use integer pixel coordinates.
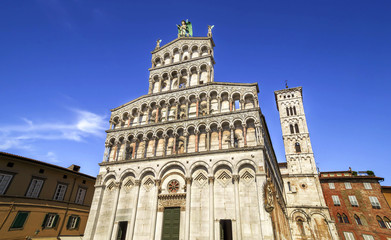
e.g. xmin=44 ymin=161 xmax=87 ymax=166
xmin=216 ymin=170 xmax=231 ymax=187
xmin=143 ymin=177 xmax=155 ymax=191
xmin=107 ymin=181 xmax=116 ymax=191
xmin=123 ymin=177 xmax=134 ymax=191
xmin=240 ymin=170 xmax=254 ymax=183
xmin=194 ymin=171 xmax=207 ymax=187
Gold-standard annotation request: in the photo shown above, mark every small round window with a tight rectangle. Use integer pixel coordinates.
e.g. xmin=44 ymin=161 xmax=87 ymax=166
xmin=168 ymin=180 xmax=180 ymax=193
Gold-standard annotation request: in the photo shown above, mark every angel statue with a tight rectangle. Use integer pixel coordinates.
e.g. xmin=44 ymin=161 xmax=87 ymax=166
xmin=155 ymin=39 xmax=162 ymax=50
xmin=177 ymin=19 xmax=193 ymax=37
xmin=208 ymin=25 xmax=214 ymax=37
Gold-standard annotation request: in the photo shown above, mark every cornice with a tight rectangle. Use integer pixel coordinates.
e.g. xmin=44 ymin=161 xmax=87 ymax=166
xmin=151 ymin=37 xmax=215 ymax=54
xmin=110 ymin=82 xmax=259 ymax=112
xmin=148 ymin=55 xmax=215 ymax=72
xmin=99 ymin=145 xmax=264 ymax=166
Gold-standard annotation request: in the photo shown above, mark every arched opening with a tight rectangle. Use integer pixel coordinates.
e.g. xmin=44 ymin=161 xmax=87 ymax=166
xmin=198 ymin=125 xmax=207 ymax=152
xmin=182 ymin=45 xmax=189 ymax=61
xmin=232 ymin=93 xmax=241 ymax=111
xmin=244 ymin=94 xmax=255 ymax=109
xmin=246 ymin=119 xmax=257 ymax=146
xmin=199 ymin=64 xmax=208 ymax=84
xmin=342 ymin=214 xmax=349 ymax=223
xmin=295 ymin=142 xmax=301 ymax=153
xmin=188 ymin=95 xmax=197 ymax=118
xmin=201 ymin=46 xmax=208 ymax=56
xmin=221 ymin=122 xmax=231 ymax=149
xmin=296 ymin=218 xmax=305 ymax=236
xmin=377 ymin=216 xmax=386 ymax=228
xmin=210 ymin=123 xmax=219 ymax=151
xmin=173 ymin=48 xmax=180 ymax=63
xmin=164 ymin=53 xmax=171 ymax=65
xmin=189 ymin=67 xmax=198 ymax=86
xmin=191 ymin=46 xmax=199 ymax=58
xmin=210 ymin=91 xmax=218 ymax=114
xmin=384 ymin=217 xmax=391 ymax=229
xmin=354 ymin=214 xmax=362 ymax=225
xmin=336 ymin=213 xmax=343 ymax=223
xmin=220 ymin=92 xmax=229 ymax=113
xmin=295 ymin=123 xmax=299 ymax=133
xmin=290 ymin=124 xmax=294 ymax=134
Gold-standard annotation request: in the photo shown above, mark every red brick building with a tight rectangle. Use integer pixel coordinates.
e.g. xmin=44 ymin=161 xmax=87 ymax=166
xmin=320 ymin=170 xmax=391 ymax=240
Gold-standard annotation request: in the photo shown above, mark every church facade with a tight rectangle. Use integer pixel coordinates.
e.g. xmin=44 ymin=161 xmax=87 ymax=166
xmin=83 ymin=26 xmax=338 ymax=240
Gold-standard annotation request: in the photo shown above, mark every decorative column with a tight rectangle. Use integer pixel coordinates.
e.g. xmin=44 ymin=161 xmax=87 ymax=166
xmin=196 ymin=98 xmax=200 ymax=117
xmin=155 ymin=106 xmax=159 ymax=123
xmin=112 ymin=144 xmax=118 ymax=161
xmin=185 ymin=177 xmax=192 ymax=240
xmin=233 ymin=175 xmax=242 ymax=240
xmin=218 ymin=127 xmax=222 ymax=150
xmin=109 ymin=120 xmax=113 ymax=129
xmin=143 ymin=137 xmax=148 ymax=158
xmin=146 ymin=107 xmax=151 ymax=124
xmin=194 ymin=130 xmax=199 ymax=152
xmin=175 ymin=102 xmax=179 ymax=120
xmin=230 ymin=126 xmax=235 ymax=148
xmin=158 ymin=79 xmax=162 ymax=92
xmin=242 ymin=124 xmax=247 ymax=147
xmin=109 ymin=182 xmax=122 ymax=240
xmin=127 ymin=117 xmax=131 ymax=127
xmin=165 ymin=103 xmax=170 ymax=121
xmin=207 ymin=67 xmax=211 ymax=83
xmin=206 ymin=128 xmax=211 ymax=151
xmin=229 ymin=98 xmax=233 ymax=112
xmin=150 ymin=179 xmax=160 ymax=240
xmin=217 ymin=97 xmax=221 ymax=113
xmin=240 ymin=100 xmax=244 ymax=110
xmin=183 ymin=132 xmax=188 ymax=153
xmin=152 ymin=136 xmax=157 ymax=157
xmin=128 ymin=180 xmax=141 ymax=240
xmin=162 ymin=134 xmax=168 ymax=157
xmin=132 ymin=140 xmax=137 ymax=159
xmin=209 ymin=176 xmax=215 ymax=240
xmin=255 ymin=124 xmax=262 ymax=145
xmin=148 ymin=78 xmax=153 ymax=94
xmin=186 ymin=100 xmax=189 ymax=119
xmin=103 ymin=143 xmax=110 ymax=162
xmin=122 ymin=140 xmax=128 ymax=160
xmin=254 ymin=97 xmax=259 ymax=108
xmin=173 ymin=133 xmax=177 ymax=154
xmin=207 ymin=96 xmax=211 ymax=115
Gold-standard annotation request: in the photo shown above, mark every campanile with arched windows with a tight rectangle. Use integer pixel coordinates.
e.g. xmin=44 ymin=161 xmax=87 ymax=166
xmin=275 ymin=87 xmax=339 ymax=239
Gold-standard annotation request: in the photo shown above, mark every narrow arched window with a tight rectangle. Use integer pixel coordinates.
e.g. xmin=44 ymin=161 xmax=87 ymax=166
xmin=295 ymin=142 xmax=301 ymax=153
xmin=377 ymin=216 xmax=386 ymax=228
xmin=354 ymin=215 xmax=362 ymax=225
xmin=295 ymin=124 xmax=299 ymax=133
xmin=384 ymin=217 xmax=391 ymax=229
xmin=290 ymin=107 xmax=293 ymax=116
xmin=290 ymin=125 xmax=294 ymax=134
xmin=337 ymin=213 xmax=343 ymax=223
xmin=342 ymin=214 xmax=349 ymax=223
xmin=286 ymin=107 xmax=290 ymax=116
xmin=293 ymin=106 xmax=297 ymax=115
xmin=296 ymin=219 xmax=305 ymax=236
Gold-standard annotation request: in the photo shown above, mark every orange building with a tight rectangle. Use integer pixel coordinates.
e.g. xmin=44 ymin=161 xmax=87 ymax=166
xmin=0 ymin=152 xmax=95 ymax=240
xmin=320 ymin=169 xmax=391 ymax=240
xmin=382 ymin=186 xmax=391 ymax=209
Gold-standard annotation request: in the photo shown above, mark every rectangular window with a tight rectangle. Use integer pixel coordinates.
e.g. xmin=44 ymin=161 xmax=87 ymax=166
xmin=0 ymin=173 xmax=13 ymax=195
xmin=53 ymin=183 xmax=67 ymax=201
xmin=344 ymin=182 xmax=352 ymax=189
xmin=67 ymin=215 xmax=80 ymax=229
xmin=10 ymin=211 xmax=29 ymax=229
xmin=332 ymin=195 xmax=341 ymax=206
xmin=42 ymin=213 xmax=59 ymax=228
xmin=343 ymin=232 xmax=355 ymax=240
xmin=287 ymin=182 xmax=291 ymax=192
xmin=364 ymin=182 xmax=372 ymax=189
xmin=369 ymin=196 xmax=381 ymax=209
xmin=75 ymin=188 xmax=86 ymax=205
xmin=363 ymin=235 xmax=375 ymax=240
xmin=26 ymin=178 xmax=44 ymax=198
xmin=348 ymin=195 xmax=359 ymax=207
xmin=329 ymin=182 xmax=335 ymax=189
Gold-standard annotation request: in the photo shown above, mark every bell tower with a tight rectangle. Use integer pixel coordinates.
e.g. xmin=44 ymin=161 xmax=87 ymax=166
xmin=274 ymin=87 xmax=317 ymax=175
xmin=275 ymin=86 xmax=339 ymax=239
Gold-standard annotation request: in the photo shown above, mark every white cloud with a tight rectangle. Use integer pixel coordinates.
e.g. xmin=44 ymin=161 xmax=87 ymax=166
xmin=0 ymin=109 xmax=107 ymax=151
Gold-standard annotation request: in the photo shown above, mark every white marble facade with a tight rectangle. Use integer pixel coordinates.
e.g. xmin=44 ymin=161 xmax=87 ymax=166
xmin=84 ymin=32 xmax=338 ymax=240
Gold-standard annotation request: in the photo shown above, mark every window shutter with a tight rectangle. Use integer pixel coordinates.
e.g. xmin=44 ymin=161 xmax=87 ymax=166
xmin=53 ymin=214 xmax=59 ymax=228
xmin=32 ymin=179 xmax=43 ymax=198
xmin=75 ymin=216 xmax=80 ymax=229
xmin=0 ymin=174 xmax=12 ymax=194
xmin=66 ymin=216 xmax=72 ymax=229
xmin=42 ymin=214 xmax=49 ymax=228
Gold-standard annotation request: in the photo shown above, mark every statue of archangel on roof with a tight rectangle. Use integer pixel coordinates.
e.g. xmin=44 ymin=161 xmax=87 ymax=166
xmin=177 ymin=19 xmax=193 ymax=37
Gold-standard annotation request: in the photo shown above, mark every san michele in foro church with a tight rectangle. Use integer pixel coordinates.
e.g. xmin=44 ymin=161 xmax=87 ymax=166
xmin=83 ymin=21 xmax=340 ymax=240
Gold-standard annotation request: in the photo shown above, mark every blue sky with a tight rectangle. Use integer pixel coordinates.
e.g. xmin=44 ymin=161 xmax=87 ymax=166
xmin=1 ymin=1 xmax=390 ymax=184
